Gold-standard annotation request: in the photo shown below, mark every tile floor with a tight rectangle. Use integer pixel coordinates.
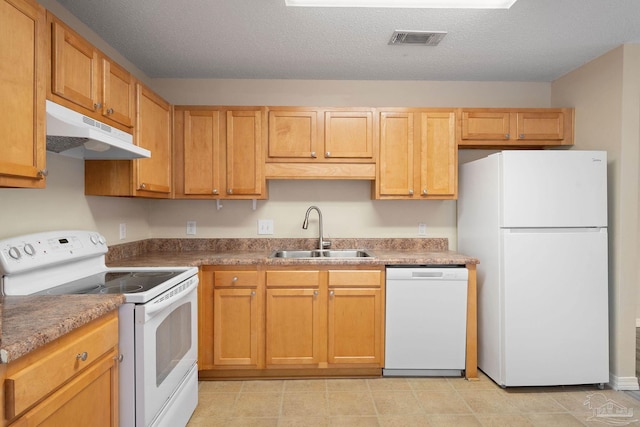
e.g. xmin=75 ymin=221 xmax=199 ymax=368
xmin=186 ymin=372 xmax=640 ymax=426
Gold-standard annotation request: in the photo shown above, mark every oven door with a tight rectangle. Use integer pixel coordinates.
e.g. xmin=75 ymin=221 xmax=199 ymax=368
xmin=134 ymin=275 xmax=198 ymax=427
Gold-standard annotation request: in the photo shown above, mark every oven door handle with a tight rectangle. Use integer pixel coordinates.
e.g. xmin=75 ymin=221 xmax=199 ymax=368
xmin=138 ymin=276 xmax=198 ymax=321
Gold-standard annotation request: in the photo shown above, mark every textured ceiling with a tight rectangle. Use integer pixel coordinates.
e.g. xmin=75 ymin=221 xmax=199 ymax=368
xmin=54 ymin=0 xmax=640 ymax=82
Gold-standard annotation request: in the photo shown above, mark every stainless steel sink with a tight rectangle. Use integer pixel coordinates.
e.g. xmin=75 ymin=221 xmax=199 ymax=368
xmin=270 ymin=249 xmax=373 ymax=259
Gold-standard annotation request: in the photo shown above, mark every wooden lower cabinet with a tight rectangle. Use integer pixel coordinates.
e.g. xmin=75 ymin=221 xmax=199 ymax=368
xmin=0 ymin=311 xmax=119 ymax=426
xmin=199 ymin=266 xmax=384 ymax=379
xmin=265 ymin=271 xmax=323 ymax=367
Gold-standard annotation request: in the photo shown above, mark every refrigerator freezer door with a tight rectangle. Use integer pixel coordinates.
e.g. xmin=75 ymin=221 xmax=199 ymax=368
xmin=501 ymin=150 xmax=607 ymax=228
xmin=500 ymin=228 xmax=609 ymax=386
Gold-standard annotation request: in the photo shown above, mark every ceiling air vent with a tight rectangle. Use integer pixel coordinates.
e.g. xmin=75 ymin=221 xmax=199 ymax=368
xmin=389 ymin=30 xmax=447 ymax=46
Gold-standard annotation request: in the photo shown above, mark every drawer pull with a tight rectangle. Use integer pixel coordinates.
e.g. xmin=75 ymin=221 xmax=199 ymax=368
xmin=76 ymin=352 xmax=88 ymax=362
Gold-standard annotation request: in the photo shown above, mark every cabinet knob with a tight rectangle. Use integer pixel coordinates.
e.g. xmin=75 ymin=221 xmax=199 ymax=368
xmin=422 ymin=189 xmax=428 ymax=195
xmin=310 ymin=151 xmax=317 ymax=158
xmin=115 ymin=354 xmax=124 ymax=363
xmin=212 ymin=189 xmax=219 ymax=195
xmin=325 ymin=151 xmax=331 ymax=157
xmin=106 ymin=108 xmax=114 ymax=115
xmin=519 ymin=134 xmax=525 ymax=138
xmin=251 ymin=291 xmax=256 ymax=296
xmin=408 ymin=189 xmax=414 ymax=195
xmin=76 ymin=352 xmax=88 ymax=362
xmin=329 ymin=290 xmax=335 ymax=296
xmin=232 ymin=276 xmax=238 ymax=283
xmin=139 ymin=183 xmax=146 ymax=189
xmin=94 ymin=103 xmax=102 ymax=109
xmin=227 ymin=189 xmax=233 ymax=194
xmin=505 ymin=133 xmax=510 ymax=139
xmin=37 ymin=169 xmax=48 ymax=178
xmin=313 ymin=290 xmax=319 ymax=296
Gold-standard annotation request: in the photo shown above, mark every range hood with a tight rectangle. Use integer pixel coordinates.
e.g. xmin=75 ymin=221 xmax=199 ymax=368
xmin=45 ymin=100 xmax=150 ymax=160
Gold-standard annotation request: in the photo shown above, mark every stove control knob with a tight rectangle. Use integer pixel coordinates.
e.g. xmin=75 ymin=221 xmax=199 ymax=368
xmin=98 ymin=235 xmax=106 ymax=245
xmin=8 ymin=246 xmax=21 ymax=260
xmin=90 ymin=235 xmax=99 ymax=245
xmin=23 ymin=243 xmax=35 ymax=256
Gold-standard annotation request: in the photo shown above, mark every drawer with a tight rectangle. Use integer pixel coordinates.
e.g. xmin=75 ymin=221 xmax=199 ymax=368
xmin=214 ymin=271 xmax=258 ymax=288
xmin=328 ymin=270 xmax=382 ymax=288
xmin=4 ymin=312 xmax=118 ymax=419
xmin=266 ymin=270 xmax=320 ymax=288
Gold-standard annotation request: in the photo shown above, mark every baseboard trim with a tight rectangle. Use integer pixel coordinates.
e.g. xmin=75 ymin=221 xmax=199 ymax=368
xmin=609 ymin=373 xmax=640 ymax=390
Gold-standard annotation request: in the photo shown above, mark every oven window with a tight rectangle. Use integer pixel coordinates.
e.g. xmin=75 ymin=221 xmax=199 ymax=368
xmin=156 ymin=301 xmax=192 ymax=386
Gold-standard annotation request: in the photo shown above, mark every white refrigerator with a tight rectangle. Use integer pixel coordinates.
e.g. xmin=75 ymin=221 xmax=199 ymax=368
xmin=457 ymin=150 xmax=609 ymax=387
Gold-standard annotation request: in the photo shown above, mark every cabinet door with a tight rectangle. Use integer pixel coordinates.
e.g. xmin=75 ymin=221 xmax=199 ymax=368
xmin=378 ymin=111 xmax=414 ymax=197
xmin=135 ymin=83 xmax=171 ymax=196
xmin=12 ymin=350 xmax=118 ymax=426
xmin=460 ymin=111 xmax=510 ymax=140
xmin=50 ymin=18 xmax=99 ymax=112
xmin=0 ymin=0 xmax=46 ymax=188
xmin=214 ymin=288 xmax=260 ymax=367
xmin=515 ymin=111 xmax=564 ymax=141
xmin=268 ymin=110 xmax=318 ymax=159
xmin=102 ymin=58 xmax=134 ymax=128
xmin=226 ymin=110 xmax=264 ymax=197
xmin=183 ymin=110 xmax=221 ymax=195
xmin=266 ymin=288 xmax=322 ymax=366
xmin=324 ymin=110 xmax=373 ymax=159
xmin=420 ymin=111 xmax=456 ymax=198
xmin=327 ymin=288 xmax=383 ymax=365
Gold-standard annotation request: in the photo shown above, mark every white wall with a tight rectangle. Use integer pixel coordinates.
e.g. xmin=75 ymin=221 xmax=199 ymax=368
xmin=552 ymin=45 xmax=640 ymax=389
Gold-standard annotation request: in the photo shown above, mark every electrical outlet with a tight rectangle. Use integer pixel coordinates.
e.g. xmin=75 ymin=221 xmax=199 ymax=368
xmin=258 ymin=219 xmax=274 ymax=235
xmin=186 ymin=221 xmax=197 ymax=235
xmin=418 ymin=223 xmax=427 ymax=236
xmin=119 ymin=223 xmax=126 ymax=240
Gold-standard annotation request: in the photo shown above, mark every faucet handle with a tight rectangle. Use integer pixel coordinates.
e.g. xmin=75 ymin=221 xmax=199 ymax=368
xmin=322 ymin=240 xmax=332 ymax=249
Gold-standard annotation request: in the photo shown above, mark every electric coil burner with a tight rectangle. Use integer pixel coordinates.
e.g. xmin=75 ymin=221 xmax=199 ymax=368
xmin=0 ymin=230 xmax=199 ymax=427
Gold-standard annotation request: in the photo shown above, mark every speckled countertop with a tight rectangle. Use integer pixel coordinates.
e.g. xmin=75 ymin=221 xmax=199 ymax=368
xmin=0 ymin=294 xmax=124 ymax=364
xmin=106 ymin=237 xmax=479 ymax=267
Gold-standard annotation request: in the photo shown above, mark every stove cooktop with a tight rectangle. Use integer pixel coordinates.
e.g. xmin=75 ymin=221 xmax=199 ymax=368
xmin=34 ymin=270 xmax=185 ymax=296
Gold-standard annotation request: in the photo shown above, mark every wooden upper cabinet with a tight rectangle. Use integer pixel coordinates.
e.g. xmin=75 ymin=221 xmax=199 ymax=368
xmin=102 ymin=58 xmax=135 ymax=128
xmin=268 ymin=110 xmax=318 ymax=158
xmin=134 ymin=83 xmax=172 ymax=197
xmin=50 ymin=17 xmax=99 ymax=112
xmin=0 ymin=0 xmax=47 ymax=188
xmin=266 ymin=107 xmax=374 ymax=162
xmin=48 ymin=13 xmax=134 ymax=131
xmin=376 ymin=109 xmax=456 ymax=200
xmin=324 ymin=110 xmax=373 ymax=159
xmin=182 ymin=110 xmax=221 ymax=196
xmin=226 ymin=109 xmax=265 ymax=197
xmin=84 ymin=84 xmax=171 ymax=198
xmin=420 ymin=111 xmax=457 ymax=198
xmin=378 ymin=111 xmax=414 ymax=197
xmin=174 ymin=106 xmax=267 ymax=200
xmin=459 ymin=108 xmax=574 ymax=147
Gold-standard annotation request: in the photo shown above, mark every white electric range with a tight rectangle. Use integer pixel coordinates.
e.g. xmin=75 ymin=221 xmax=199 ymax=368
xmin=0 ymin=230 xmax=199 ymax=427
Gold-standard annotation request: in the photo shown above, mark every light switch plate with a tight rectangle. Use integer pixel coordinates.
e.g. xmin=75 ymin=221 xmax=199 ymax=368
xmin=418 ymin=223 xmax=427 ymax=236
xmin=258 ymin=219 xmax=274 ymax=235
xmin=119 ymin=223 xmax=126 ymax=240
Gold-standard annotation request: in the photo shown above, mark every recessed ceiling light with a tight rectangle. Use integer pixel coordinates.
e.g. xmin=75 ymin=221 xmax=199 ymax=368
xmin=285 ymin=0 xmax=518 ymax=8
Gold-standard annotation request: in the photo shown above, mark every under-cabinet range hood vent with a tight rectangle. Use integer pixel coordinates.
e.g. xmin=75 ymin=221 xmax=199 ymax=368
xmin=45 ymin=100 xmax=150 ymax=160
xmin=389 ymin=30 xmax=447 ymax=46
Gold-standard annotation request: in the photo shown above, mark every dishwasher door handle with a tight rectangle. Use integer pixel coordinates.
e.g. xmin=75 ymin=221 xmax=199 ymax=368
xmin=411 ymin=272 xmax=444 ymax=278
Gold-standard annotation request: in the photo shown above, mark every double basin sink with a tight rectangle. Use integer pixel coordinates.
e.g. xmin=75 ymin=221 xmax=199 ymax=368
xmin=270 ymin=249 xmax=373 ymax=259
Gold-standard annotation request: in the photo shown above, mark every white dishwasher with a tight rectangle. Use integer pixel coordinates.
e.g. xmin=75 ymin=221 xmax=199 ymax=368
xmin=383 ymin=266 xmax=468 ymax=377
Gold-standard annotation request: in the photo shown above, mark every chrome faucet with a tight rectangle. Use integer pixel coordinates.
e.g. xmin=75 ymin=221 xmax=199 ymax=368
xmin=302 ymin=206 xmax=331 ymax=250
